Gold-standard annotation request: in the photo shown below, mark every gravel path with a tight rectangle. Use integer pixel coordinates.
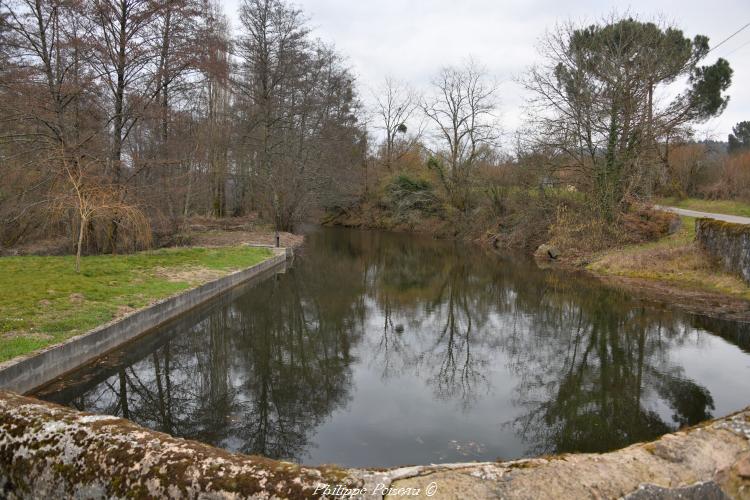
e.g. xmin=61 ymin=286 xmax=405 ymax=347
xmin=655 ymin=205 xmax=750 ymax=225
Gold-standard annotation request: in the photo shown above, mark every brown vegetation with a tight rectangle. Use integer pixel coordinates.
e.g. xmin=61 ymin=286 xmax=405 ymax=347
xmin=701 ymin=151 xmax=750 ymax=200
xmin=1 ymin=2 xmax=745 ymax=293
xmin=325 ymin=16 xmax=736 ymax=273
xmin=0 ymin=0 xmax=363 ymax=264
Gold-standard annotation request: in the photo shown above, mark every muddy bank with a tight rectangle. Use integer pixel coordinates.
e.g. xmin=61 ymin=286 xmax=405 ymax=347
xmin=590 ymin=271 xmax=750 ymax=322
xmin=537 ymin=256 xmax=750 ymax=323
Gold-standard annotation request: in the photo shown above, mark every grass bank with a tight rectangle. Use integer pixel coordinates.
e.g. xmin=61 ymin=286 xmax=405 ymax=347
xmin=656 ymin=197 xmax=750 ymax=217
xmin=0 ymin=246 xmax=273 ymax=362
xmin=587 ymin=216 xmax=750 ymax=301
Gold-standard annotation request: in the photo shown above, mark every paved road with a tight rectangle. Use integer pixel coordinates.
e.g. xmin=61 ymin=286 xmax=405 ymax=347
xmin=654 ymin=205 xmax=750 ymax=225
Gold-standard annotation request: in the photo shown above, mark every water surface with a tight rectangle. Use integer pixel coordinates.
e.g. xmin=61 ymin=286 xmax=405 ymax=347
xmin=36 ymin=227 xmax=750 ymax=467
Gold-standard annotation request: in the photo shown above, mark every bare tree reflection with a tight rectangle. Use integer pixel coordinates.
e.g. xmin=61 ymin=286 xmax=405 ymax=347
xmin=43 ymin=227 xmax=750 ymax=464
xmin=58 ymin=235 xmax=366 ymax=463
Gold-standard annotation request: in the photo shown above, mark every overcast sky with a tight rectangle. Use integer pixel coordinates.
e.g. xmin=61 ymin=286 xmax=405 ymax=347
xmin=221 ymin=0 xmax=750 ymax=143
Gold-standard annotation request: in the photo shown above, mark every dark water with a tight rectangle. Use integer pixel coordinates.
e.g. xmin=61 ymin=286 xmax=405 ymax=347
xmin=35 ymin=227 xmax=750 ymax=468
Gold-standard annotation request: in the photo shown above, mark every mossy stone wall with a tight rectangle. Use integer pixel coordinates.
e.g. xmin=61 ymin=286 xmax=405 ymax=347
xmin=1 ymin=390 xmax=749 ymax=498
xmin=0 ymin=390 xmax=358 ymax=498
xmin=696 ymin=218 xmax=750 ymax=283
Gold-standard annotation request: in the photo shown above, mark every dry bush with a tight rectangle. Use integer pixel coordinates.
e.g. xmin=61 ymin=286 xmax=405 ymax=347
xmin=0 ymin=157 xmax=60 ymax=248
xmin=484 ymin=188 xmax=564 ymax=250
xmin=702 ymin=151 xmax=750 ymax=201
xmin=383 ymin=174 xmax=441 ymax=217
xmin=475 ymin=159 xmax=573 ymax=250
xmin=619 ymin=205 xmax=678 ymax=244
xmin=547 ymin=205 xmax=614 ymax=254
xmin=391 ymin=146 xmax=427 ymax=175
xmin=667 ymin=143 xmax=713 ymax=197
xmin=547 ymin=203 xmax=676 ymax=257
xmin=51 ymin=158 xmax=152 ymax=270
xmin=477 ymin=163 xmax=518 ymax=187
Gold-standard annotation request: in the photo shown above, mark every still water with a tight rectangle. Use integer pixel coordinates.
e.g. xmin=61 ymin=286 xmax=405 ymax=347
xmin=36 ymin=227 xmax=750 ymax=468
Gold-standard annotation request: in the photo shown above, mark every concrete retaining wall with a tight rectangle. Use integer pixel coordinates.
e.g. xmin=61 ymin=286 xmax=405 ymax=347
xmin=696 ymin=218 xmax=750 ymax=283
xmin=0 ymin=249 xmax=288 ymax=394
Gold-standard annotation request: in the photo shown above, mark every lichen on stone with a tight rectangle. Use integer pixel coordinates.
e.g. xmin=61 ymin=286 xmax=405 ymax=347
xmin=0 ymin=390 xmax=360 ymax=499
xmin=1 ymin=390 xmax=749 ymax=499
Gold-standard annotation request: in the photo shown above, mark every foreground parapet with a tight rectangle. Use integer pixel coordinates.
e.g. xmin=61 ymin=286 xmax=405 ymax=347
xmin=0 ymin=390 xmax=360 ymax=498
xmin=1 ymin=390 xmax=749 ymax=499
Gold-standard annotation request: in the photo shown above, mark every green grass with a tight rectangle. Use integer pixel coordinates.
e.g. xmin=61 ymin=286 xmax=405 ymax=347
xmin=0 ymin=246 xmax=273 ymax=362
xmin=656 ymin=197 xmax=750 ymax=218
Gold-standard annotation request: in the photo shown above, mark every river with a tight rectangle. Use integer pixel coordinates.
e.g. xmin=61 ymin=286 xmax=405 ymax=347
xmin=35 ymin=226 xmax=750 ymax=468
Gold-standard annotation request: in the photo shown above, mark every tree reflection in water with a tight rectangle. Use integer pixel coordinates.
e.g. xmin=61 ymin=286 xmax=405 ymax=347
xmin=502 ymin=277 xmax=716 ymax=454
xmin=38 ymin=227 xmax=750 ymax=465
xmin=47 ymin=235 xmax=366 ymax=461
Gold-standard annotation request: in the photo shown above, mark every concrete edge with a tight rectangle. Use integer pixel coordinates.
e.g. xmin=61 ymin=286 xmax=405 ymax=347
xmin=0 ymin=247 xmax=289 ymax=394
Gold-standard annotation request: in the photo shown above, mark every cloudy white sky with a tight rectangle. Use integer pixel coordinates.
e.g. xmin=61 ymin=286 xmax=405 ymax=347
xmin=221 ymin=0 xmax=750 ymax=142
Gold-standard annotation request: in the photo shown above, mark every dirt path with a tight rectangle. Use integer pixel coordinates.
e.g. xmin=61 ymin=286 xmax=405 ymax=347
xmin=655 ymin=205 xmax=750 ymax=225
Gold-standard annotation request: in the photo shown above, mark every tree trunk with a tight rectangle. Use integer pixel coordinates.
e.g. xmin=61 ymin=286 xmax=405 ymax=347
xmin=75 ymin=215 xmax=87 ymax=273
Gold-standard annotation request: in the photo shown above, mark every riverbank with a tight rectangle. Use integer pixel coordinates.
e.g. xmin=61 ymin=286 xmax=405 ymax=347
xmin=580 ymin=216 xmax=750 ymax=320
xmin=0 ymin=246 xmax=275 ymax=362
xmin=2 ymin=225 xmax=749 ymax=497
xmin=330 ymin=202 xmax=750 ymax=320
xmin=1 ymin=389 xmax=748 ymax=498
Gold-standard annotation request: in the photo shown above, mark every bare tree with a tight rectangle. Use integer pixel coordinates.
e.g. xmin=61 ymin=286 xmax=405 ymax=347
xmin=235 ymin=0 xmax=308 ymax=234
xmin=90 ymin=0 xmax=160 ymax=182
xmin=151 ymin=0 xmax=205 ymax=148
xmin=422 ymin=60 xmax=500 ymax=212
xmin=0 ymin=0 xmax=106 ymax=247
xmin=372 ymin=77 xmax=422 ymax=170
xmin=235 ymin=0 xmax=364 ymax=231
xmin=0 ymin=0 xmax=98 ymax=152
xmin=54 ymin=153 xmax=151 ymax=272
xmin=0 ymin=0 xmax=366 ymax=253
xmin=200 ymin=4 xmax=231 ymax=217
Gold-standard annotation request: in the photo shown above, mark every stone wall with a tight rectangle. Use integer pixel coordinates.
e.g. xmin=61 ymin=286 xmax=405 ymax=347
xmin=1 ymin=390 xmax=749 ymax=499
xmin=696 ymin=218 xmax=750 ymax=284
xmin=0 ymin=390 xmax=359 ymax=499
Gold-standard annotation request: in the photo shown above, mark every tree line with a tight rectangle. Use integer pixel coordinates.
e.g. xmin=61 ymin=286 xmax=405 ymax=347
xmin=0 ymin=0 xmax=364 ymax=265
xmin=354 ymin=15 xmax=735 ymax=253
xmin=0 ymin=1 xmax=740 ymax=261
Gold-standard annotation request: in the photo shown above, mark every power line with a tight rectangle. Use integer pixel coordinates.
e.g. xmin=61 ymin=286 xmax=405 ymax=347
xmin=723 ymin=38 xmax=750 ymax=58
xmin=706 ymin=21 xmax=750 ymax=56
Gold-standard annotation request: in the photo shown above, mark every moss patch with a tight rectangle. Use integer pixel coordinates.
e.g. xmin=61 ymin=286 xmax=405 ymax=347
xmin=0 ymin=246 xmax=273 ymax=362
xmin=697 ymin=217 xmax=750 ymax=237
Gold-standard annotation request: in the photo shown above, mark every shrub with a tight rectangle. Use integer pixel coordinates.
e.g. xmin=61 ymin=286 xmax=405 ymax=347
xmin=383 ymin=174 xmax=441 ymax=218
xmin=702 ymin=151 xmax=750 ymax=201
xmin=547 ymin=202 xmax=677 ymax=257
xmin=619 ymin=205 xmax=677 ymax=244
